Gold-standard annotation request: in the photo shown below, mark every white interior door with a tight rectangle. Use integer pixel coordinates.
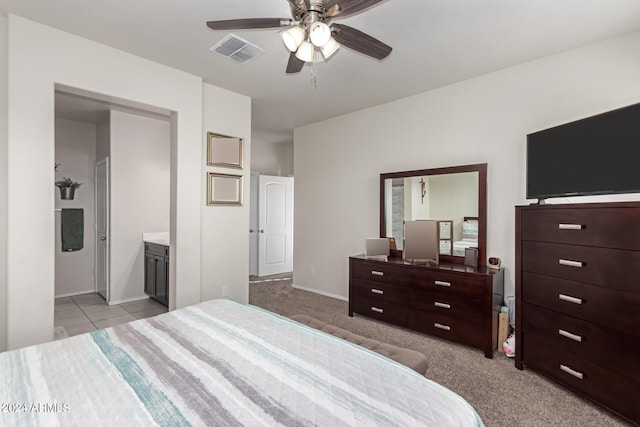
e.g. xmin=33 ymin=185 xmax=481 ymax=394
xmin=95 ymin=158 xmax=110 ymax=300
xmin=258 ymin=175 xmax=293 ymax=276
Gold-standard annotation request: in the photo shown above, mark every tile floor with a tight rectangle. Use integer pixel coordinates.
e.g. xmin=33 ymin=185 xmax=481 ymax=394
xmin=54 ymin=293 xmax=168 ymax=338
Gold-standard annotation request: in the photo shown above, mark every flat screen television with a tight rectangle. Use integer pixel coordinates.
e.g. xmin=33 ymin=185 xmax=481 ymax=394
xmin=527 ymin=102 xmax=640 ymax=201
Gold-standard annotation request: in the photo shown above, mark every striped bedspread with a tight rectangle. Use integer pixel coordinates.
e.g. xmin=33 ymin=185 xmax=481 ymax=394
xmin=1 ymin=299 xmax=483 ymax=426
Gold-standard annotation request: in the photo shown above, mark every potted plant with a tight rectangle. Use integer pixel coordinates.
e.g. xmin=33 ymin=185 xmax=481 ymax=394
xmin=55 ymin=177 xmax=82 ymax=200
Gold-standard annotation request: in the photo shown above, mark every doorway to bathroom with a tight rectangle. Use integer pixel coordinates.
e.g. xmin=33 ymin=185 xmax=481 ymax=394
xmin=54 ymin=88 xmax=172 ymax=336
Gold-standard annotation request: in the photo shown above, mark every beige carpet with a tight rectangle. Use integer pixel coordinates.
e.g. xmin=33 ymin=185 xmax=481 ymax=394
xmin=249 ymin=277 xmax=629 ymax=427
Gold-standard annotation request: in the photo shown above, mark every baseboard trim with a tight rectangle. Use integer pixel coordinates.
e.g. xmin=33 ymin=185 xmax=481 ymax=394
xmin=54 ymin=291 xmax=151 ymax=306
xmin=108 ymin=295 xmax=150 ymax=306
xmin=291 ymin=284 xmax=348 ymax=302
xmin=55 ymin=290 xmax=96 ymax=299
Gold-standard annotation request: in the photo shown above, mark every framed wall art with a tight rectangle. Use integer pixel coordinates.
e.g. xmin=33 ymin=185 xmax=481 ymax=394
xmin=207 ymin=132 xmax=244 ymax=169
xmin=207 ymin=172 xmax=243 ymax=206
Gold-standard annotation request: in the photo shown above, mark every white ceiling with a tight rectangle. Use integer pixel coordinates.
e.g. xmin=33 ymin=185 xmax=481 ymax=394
xmin=3 ymin=0 xmax=640 ymax=143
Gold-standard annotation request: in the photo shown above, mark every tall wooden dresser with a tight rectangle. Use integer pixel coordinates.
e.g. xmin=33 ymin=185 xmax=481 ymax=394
xmin=515 ymin=202 xmax=640 ymax=425
xmin=349 ymin=255 xmax=504 ymax=358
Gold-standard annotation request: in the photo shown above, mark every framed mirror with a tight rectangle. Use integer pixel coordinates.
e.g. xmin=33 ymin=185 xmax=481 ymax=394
xmin=380 ymin=163 xmax=487 ymax=266
xmin=207 ymin=172 xmax=243 ymax=206
xmin=207 ymin=132 xmax=244 ymax=169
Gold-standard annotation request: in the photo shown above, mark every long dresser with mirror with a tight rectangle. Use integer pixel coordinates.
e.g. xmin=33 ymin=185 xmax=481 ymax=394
xmin=515 ymin=201 xmax=640 ymax=425
xmin=348 ymin=163 xmax=505 ymax=358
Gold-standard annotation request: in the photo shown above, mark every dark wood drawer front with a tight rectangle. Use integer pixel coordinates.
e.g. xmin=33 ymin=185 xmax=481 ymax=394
xmin=412 ymin=272 xmax=485 ymax=300
xmin=352 ymin=279 xmax=408 ymax=306
xmin=523 ymin=272 xmax=640 ymax=336
xmin=521 ymin=207 xmax=640 ymax=250
xmin=522 ymin=241 xmax=640 ymax=293
xmin=352 ymin=296 xmax=408 ymax=327
xmin=525 ymin=336 xmax=640 ymax=425
xmin=408 ymin=309 xmax=483 ymax=348
xmin=523 ymin=304 xmax=640 ymax=382
xmin=408 ymin=289 xmax=483 ymax=322
xmin=351 ymin=260 xmax=408 ymax=284
xmin=352 ymin=259 xmax=485 ymax=298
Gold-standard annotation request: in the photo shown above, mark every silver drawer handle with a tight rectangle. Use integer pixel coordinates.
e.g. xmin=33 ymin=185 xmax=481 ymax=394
xmin=434 ymin=302 xmax=451 ymax=309
xmin=371 ymin=271 xmax=384 ymax=276
xmin=559 ymin=259 xmax=584 ymax=268
xmin=371 ymin=307 xmax=384 ymax=314
xmin=558 ymin=329 xmax=583 ymax=342
xmin=560 ymin=364 xmax=584 ymax=380
xmin=434 ymin=323 xmax=451 ymax=331
xmin=558 ymin=293 xmax=583 ymax=305
xmin=558 ymin=223 xmax=583 ymax=230
xmin=371 ymin=288 xmax=384 ymax=295
xmin=435 ymin=280 xmax=451 ymax=287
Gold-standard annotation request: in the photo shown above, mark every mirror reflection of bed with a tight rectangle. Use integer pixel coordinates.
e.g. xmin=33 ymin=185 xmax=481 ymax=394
xmin=451 ymin=216 xmax=479 ymax=256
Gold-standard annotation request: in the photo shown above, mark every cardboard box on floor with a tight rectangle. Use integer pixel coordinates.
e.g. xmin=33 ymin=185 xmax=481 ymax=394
xmin=498 ymin=312 xmax=510 ymax=352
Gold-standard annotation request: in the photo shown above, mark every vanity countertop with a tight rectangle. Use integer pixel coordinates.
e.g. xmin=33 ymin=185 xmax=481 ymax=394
xmin=143 ymin=232 xmax=169 ymax=247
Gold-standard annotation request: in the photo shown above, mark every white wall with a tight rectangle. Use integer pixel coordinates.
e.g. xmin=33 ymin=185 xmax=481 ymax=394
xmin=429 ymin=173 xmax=478 ymax=241
xmin=5 ymin=15 xmax=204 ymax=350
xmin=54 ymin=118 xmax=97 ymax=296
xmin=0 ymin=16 xmax=8 ymax=352
xmin=110 ymin=109 xmax=170 ymax=304
xmin=251 ymin=140 xmax=293 ymax=176
xmin=294 ymin=31 xmax=640 ymax=300
xmin=201 ymin=83 xmax=251 ymax=303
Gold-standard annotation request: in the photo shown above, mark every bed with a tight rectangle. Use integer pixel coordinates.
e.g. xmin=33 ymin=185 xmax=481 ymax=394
xmin=452 ymin=217 xmax=479 ymax=257
xmin=0 ymin=299 xmax=483 ymax=426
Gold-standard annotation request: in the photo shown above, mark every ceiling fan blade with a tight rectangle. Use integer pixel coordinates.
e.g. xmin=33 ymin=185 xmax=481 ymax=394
xmin=324 ymin=0 xmax=385 ymax=18
xmin=286 ymin=52 xmax=305 ymax=74
xmin=206 ymin=18 xmax=293 ymax=31
xmin=331 ymin=23 xmax=392 ymax=60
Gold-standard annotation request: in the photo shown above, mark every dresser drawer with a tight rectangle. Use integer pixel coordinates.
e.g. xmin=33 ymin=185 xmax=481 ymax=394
xmin=352 ymin=259 xmax=486 ymax=299
xmin=522 ymin=241 xmax=640 ymax=293
xmin=408 ymin=309 xmax=483 ymax=348
xmin=352 ymin=279 xmax=408 ymax=306
xmin=524 ymin=335 xmax=639 ymax=425
xmin=351 ymin=260 xmax=408 ymax=284
xmin=523 ymin=303 xmax=640 ymax=382
xmin=411 ymin=271 xmax=486 ymax=300
xmin=408 ymin=289 xmax=483 ymax=322
xmin=521 ymin=207 xmax=640 ymax=250
xmin=523 ymin=272 xmax=640 ymax=335
xmin=352 ymin=296 xmax=408 ymax=327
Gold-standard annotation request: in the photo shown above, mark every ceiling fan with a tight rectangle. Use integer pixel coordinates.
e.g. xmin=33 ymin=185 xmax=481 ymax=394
xmin=206 ymin=0 xmax=392 ymax=74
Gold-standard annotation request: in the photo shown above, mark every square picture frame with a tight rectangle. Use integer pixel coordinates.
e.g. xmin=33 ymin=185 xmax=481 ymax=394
xmin=207 ymin=132 xmax=244 ymax=169
xmin=207 ymin=172 xmax=243 ymax=206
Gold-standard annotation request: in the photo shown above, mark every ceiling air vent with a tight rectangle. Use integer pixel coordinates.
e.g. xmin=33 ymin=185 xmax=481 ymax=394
xmin=210 ymin=34 xmax=264 ymax=64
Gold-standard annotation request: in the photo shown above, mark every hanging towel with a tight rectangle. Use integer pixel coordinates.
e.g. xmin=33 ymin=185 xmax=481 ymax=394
xmin=61 ymin=208 xmax=84 ymax=252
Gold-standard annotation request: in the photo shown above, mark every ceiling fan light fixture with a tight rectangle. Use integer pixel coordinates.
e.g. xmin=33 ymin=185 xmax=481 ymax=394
xmin=309 ymin=22 xmax=331 ymax=47
xmin=282 ymin=26 xmax=305 ymax=52
xmin=321 ymin=37 xmax=339 ymax=59
xmin=295 ymin=41 xmax=315 ymax=62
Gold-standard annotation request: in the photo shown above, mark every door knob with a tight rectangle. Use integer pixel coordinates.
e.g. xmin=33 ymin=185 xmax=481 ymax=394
xmin=100 ymin=236 xmax=107 ymax=241
xmin=259 ymin=230 xmax=265 ymax=233
xmin=249 ymin=229 xmax=254 ymax=233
